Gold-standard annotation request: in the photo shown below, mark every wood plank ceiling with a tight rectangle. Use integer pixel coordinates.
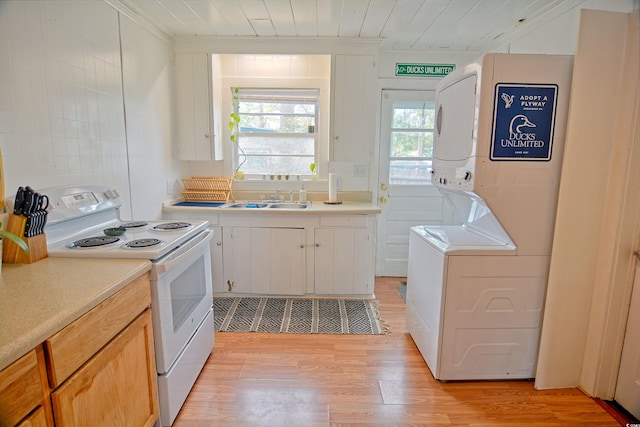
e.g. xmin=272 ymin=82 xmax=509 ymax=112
xmin=118 ymin=0 xmax=584 ymax=51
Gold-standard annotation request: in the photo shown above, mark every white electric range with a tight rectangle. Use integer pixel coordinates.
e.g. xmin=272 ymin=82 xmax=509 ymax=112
xmin=39 ymin=185 xmax=214 ymax=426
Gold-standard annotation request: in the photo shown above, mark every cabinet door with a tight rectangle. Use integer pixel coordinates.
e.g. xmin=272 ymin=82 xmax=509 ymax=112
xmin=0 ymin=350 xmax=45 ymax=427
xmin=332 ymin=55 xmax=376 ymax=162
xmin=51 ymin=309 xmax=158 ymax=427
xmin=250 ymin=228 xmax=305 ymax=295
xmin=17 ymin=407 xmax=48 ymax=427
xmin=222 ymin=227 xmax=252 ymax=294
xmin=315 ymin=228 xmax=374 ymax=296
xmin=210 ymin=226 xmax=225 ymax=294
xmin=223 ymin=227 xmax=305 ymax=295
xmin=176 ymin=53 xmax=216 ymax=160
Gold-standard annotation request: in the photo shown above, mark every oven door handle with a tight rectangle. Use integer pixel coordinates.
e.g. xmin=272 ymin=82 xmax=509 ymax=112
xmin=153 ymin=229 xmax=213 ymax=276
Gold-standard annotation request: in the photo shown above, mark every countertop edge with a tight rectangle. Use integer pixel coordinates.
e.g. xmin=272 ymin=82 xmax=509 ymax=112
xmin=163 ymin=201 xmax=382 ymax=215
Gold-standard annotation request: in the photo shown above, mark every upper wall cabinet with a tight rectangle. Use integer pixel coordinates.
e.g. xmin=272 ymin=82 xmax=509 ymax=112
xmin=331 ymin=55 xmax=376 ymax=163
xmin=175 ymin=53 xmax=223 ymax=161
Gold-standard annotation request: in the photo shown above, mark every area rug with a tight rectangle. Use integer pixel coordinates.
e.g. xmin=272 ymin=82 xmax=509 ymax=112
xmin=213 ymin=297 xmax=387 ymax=335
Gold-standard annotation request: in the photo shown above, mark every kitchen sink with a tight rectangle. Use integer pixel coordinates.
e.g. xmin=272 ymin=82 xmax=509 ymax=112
xmin=226 ymin=202 xmax=268 ymax=208
xmin=269 ymin=203 xmax=310 ymax=209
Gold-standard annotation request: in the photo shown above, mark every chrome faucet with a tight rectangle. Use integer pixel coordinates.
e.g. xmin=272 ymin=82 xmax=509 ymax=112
xmin=268 ymin=189 xmax=282 ymax=202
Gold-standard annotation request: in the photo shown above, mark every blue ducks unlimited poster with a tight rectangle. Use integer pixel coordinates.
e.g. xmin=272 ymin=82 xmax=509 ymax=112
xmin=490 ymin=83 xmax=559 ymax=161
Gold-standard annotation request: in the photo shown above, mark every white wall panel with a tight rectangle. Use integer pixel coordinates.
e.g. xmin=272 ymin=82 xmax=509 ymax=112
xmin=120 ymin=14 xmax=179 ymax=219
xmin=0 ymin=0 xmax=179 ymax=220
xmin=0 ymin=0 xmax=129 ymax=206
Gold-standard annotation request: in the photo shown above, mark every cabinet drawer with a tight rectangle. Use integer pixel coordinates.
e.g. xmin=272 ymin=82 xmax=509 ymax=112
xmin=45 ymin=273 xmax=151 ymax=387
xmin=0 ymin=350 xmax=43 ymax=427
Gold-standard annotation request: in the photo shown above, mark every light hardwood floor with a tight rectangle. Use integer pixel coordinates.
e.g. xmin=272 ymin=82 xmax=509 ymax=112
xmin=174 ymin=277 xmax=621 ymax=426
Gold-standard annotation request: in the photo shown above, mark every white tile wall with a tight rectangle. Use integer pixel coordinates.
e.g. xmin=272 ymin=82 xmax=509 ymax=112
xmin=0 ymin=0 xmax=178 ymax=220
xmin=0 ymin=0 xmax=126 ymax=202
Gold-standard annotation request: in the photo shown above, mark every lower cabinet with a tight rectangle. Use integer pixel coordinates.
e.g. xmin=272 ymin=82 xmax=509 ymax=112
xmin=163 ymin=210 xmax=377 ymax=297
xmin=50 ymin=309 xmax=157 ymax=426
xmin=0 ymin=272 xmax=158 ymax=427
xmin=0 ymin=348 xmax=50 ymax=427
xmin=223 ymin=227 xmax=305 ymax=295
xmin=314 ymin=227 xmax=374 ymax=296
xmin=47 ymin=273 xmax=158 ymax=427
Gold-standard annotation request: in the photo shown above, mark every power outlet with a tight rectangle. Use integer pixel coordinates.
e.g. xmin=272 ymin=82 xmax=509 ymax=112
xmin=166 ymin=180 xmax=174 ymax=195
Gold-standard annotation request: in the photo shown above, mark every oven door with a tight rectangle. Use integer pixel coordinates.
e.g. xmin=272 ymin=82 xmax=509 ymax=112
xmin=150 ymin=229 xmax=214 ymax=374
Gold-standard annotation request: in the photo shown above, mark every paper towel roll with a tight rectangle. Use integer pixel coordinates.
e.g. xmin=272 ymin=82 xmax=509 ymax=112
xmin=328 ymin=173 xmax=337 ymax=202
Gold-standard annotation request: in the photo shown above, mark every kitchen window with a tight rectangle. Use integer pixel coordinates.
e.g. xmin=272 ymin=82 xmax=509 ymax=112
xmin=389 ymin=100 xmax=435 ymax=184
xmin=233 ymin=88 xmax=319 ymax=178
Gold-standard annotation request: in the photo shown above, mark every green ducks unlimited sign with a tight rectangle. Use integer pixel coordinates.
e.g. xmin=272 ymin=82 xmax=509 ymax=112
xmin=395 ymin=63 xmax=456 ymax=77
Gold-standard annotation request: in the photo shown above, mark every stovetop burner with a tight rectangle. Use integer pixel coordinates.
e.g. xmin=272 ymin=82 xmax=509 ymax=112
xmin=123 ymin=238 xmax=164 ymax=249
xmin=153 ymin=222 xmax=191 ymax=231
xmin=70 ymin=236 xmax=120 ymax=248
xmin=120 ymin=221 xmax=148 ymax=228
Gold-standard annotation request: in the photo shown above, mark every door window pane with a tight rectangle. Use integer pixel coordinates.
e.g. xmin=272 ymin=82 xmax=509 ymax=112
xmin=389 ymin=101 xmax=435 ymax=184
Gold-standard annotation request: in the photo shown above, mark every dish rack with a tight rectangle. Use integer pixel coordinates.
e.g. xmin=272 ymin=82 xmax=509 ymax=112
xmin=181 ymin=177 xmax=233 ymax=202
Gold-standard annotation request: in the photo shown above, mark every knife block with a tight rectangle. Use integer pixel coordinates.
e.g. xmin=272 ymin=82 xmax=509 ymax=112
xmin=2 ymin=214 xmax=48 ymax=264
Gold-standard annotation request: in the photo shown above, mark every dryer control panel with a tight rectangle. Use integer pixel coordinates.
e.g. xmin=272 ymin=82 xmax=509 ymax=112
xmin=431 ymin=162 xmax=475 ymax=192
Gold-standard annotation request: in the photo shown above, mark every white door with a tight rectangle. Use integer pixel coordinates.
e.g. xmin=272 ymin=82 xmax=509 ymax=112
xmin=614 ymin=257 xmax=640 ymax=419
xmin=376 ymin=90 xmax=449 ymax=277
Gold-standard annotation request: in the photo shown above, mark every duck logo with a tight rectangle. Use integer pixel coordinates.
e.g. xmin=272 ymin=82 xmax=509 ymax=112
xmin=510 ymin=115 xmax=536 ymax=134
xmin=490 ymin=83 xmax=558 ymax=161
xmin=501 ymin=93 xmax=515 ymax=108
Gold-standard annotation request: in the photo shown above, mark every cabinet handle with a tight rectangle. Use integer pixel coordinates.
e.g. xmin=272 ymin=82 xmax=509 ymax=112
xmin=204 ymin=134 xmax=210 ymax=138
xmin=300 ymin=245 xmax=304 ymax=248
xmin=216 ymin=241 xmax=222 ymax=246
xmin=315 ymin=243 xmax=320 ymax=247
xmin=227 ymin=280 xmax=234 ymax=292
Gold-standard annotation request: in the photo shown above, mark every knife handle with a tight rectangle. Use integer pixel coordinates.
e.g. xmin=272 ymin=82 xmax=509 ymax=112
xmin=24 ymin=215 xmax=32 ymax=237
xmin=13 ymin=186 xmax=24 ymax=215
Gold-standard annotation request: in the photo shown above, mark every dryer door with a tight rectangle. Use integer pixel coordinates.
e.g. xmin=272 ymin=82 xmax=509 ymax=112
xmin=434 ymin=73 xmax=477 ymax=162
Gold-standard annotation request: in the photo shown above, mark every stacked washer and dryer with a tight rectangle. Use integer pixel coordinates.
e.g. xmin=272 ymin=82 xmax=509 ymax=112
xmin=406 ymin=53 xmax=573 ymax=380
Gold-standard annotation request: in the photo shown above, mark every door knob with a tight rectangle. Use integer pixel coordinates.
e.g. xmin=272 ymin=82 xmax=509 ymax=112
xmin=379 ymin=196 xmax=387 ymax=204
xmin=380 ymin=183 xmax=388 ymax=191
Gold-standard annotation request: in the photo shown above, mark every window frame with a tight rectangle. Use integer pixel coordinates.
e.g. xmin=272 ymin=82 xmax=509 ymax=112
xmin=221 ymin=77 xmax=330 ymax=182
xmin=233 ymin=88 xmax=320 ymax=179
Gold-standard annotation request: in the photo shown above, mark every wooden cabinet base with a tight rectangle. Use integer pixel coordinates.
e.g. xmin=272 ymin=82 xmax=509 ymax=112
xmin=51 ymin=309 xmax=159 ymax=427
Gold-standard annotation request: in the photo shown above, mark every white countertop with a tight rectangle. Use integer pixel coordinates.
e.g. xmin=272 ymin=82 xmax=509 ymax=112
xmin=0 ymin=258 xmax=151 ymax=371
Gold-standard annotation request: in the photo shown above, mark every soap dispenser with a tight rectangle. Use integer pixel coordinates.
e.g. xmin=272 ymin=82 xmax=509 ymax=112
xmin=299 ymin=185 xmax=307 ymax=203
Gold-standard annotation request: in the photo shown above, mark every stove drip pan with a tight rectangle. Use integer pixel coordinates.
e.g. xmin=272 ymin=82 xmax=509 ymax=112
xmin=123 ymin=238 xmax=164 ymax=249
xmin=69 ymin=236 xmax=120 ymax=248
xmin=153 ymin=222 xmax=191 ymax=231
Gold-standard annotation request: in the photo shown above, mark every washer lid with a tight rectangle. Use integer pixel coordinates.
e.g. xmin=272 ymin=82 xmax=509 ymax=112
xmin=411 ymin=225 xmax=516 ymax=255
